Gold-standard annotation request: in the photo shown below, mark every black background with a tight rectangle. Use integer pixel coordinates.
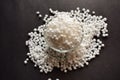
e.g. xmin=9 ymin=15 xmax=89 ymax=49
xmin=0 ymin=0 xmax=120 ymax=80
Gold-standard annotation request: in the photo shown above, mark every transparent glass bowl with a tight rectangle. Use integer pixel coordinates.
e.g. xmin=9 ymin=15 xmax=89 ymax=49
xmin=44 ymin=26 xmax=83 ymax=53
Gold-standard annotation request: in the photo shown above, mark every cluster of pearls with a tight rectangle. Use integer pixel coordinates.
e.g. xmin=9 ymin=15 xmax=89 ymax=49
xmin=44 ymin=12 xmax=83 ymax=52
xmin=24 ymin=7 xmax=108 ymax=74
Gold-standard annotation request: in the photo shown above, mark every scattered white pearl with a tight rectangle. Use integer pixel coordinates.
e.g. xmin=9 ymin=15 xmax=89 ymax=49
xmin=34 ymin=28 xmax=37 ymax=31
xmin=27 ymin=53 xmax=30 ymax=56
xmin=103 ymin=17 xmax=107 ymax=21
xmin=101 ymin=44 xmax=105 ymax=47
xmin=26 ymin=58 xmax=29 ymax=61
xmin=99 ymin=15 xmax=103 ymax=19
xmin=86 ymin=9 xmax=90 ymax=12
xmin=105 ymin=34 xmax=108 ymax=36
xmin=82 ymin=8 xmax=85 ymax=11
xmin=86 ymin=62 xmax=89 ymax=65
xmin=92 ymin=11 xmax=95 ymax=14
xmin=56 ymin=78 xmax=60 ymax=80
xmin=36 ymin=11 xmax=40 ymax=14
xmin=48 ymin=78 xmax=52 ymax=80
xmin=38 ymin=14 xmax=42 ymax=18
xmin=40 ymin=69 xmax=43 ymax=72
xmin=64 ymin=70 xmax=67 ymax=73
xmin=49 ymin=8 xmax=53 ymax=13
xmin=34 ymin=64 xmax=37 ymax=67
xmin=24 ymin=60 xmax=27 ymax=64
xmin=76 ymin=7 xmax=80 ymax=10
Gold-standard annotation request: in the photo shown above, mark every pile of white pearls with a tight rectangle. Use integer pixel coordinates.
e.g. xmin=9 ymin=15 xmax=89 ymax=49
xmin=24 ymin=7 xmax=108 ymax=74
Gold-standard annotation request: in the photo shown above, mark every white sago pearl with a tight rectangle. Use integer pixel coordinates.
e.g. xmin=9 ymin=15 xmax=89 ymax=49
xmin=24 ymin=60 xmax=27 ymax=64
xmin=48 ymin=78 xmax=52 ymax=80
xmin=36 ymin=11 xmax=40 ymax=14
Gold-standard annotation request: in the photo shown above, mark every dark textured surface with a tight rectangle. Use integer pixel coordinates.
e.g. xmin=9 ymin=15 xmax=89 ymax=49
xmin=0 ymin=0 xmax=120 ymax=80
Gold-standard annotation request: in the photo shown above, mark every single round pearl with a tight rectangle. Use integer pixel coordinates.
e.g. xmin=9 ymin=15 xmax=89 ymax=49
xmin=39 ymin=14 xmax=42 ymax=18
xmin=24 ymin=60 xmax=27 ymax=64
xmin=56 ymin=78 xmax=60 ymax=80
xmin=36 ymin=11 xmax=40 ymax=14
xmin=48 ymin=78 xmax=52 ymax=80
xmin=92 ymin=11 xmax=95 ymax=14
